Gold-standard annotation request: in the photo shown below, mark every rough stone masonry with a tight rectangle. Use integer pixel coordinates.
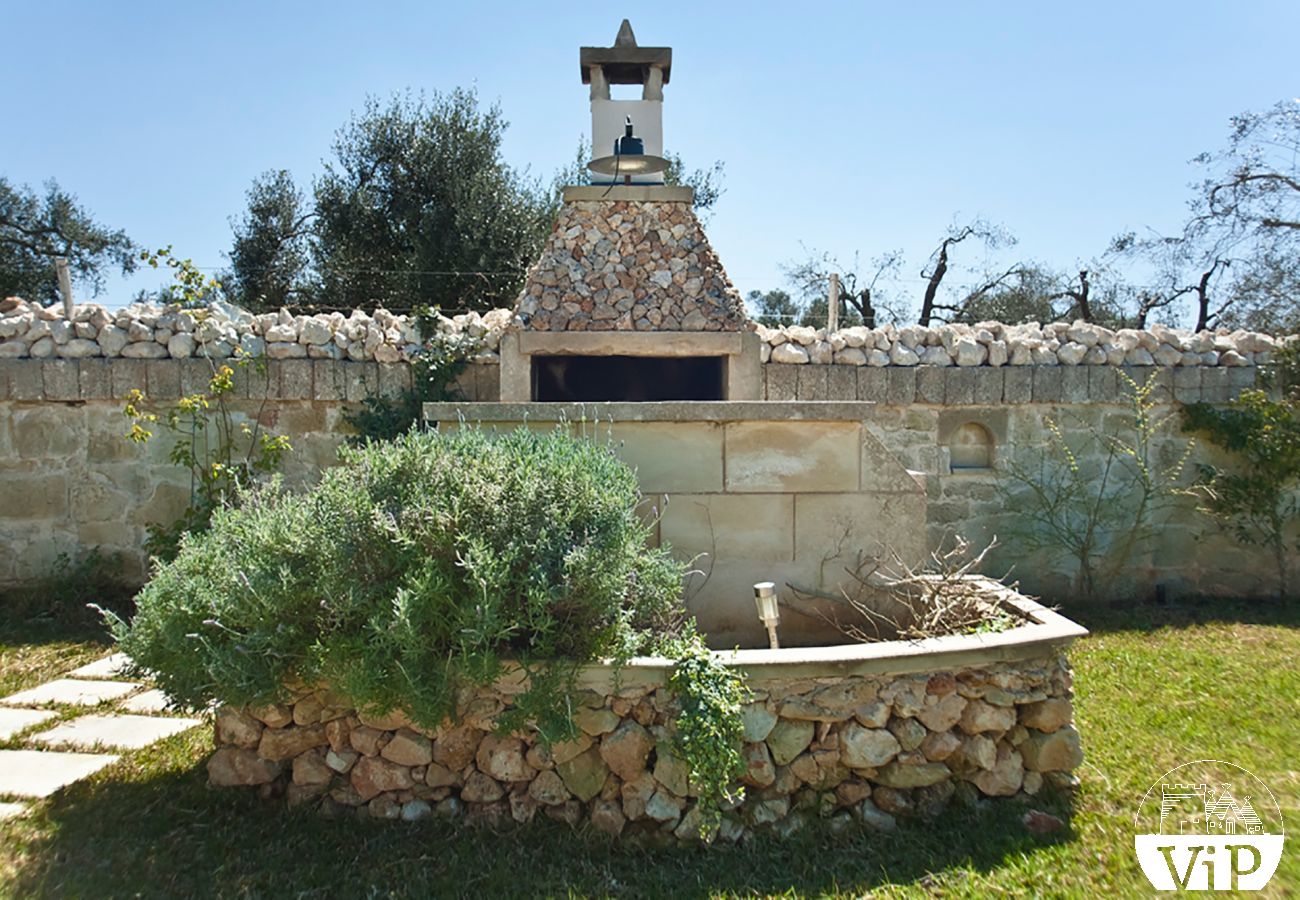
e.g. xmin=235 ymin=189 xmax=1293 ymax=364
xmin=208 ymin=654 xmax=1081 ymax=841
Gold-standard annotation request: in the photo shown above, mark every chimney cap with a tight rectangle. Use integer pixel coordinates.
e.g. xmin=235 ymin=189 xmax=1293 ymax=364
xmin=581 ymin=19 xmax=671 ymax=85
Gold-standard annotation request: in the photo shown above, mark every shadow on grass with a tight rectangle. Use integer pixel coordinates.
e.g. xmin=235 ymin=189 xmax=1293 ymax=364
xmin=5 ymin=733 xmax=1077 ymax=899
xmin=1066 ymin=595 xmax=1300 ymax=636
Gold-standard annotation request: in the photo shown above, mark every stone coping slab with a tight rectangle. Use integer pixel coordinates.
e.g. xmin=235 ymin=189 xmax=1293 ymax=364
xmin=0 ymin=707 xmax=58 ymax=740
xmin=0 ymin=750 xmax=119 ymax=798
xmin=561 ymin=185 xmax=694 ymax=203
xmin=68 ymin=652 xmax=131 ymax=680
xmin=465 ymin=584 xmax=1082 ymax=692
xmin=0 ymin=679 xmax=138 ymax=708
xmin=30 ymin=714 xmax=202 ymax=751
xmin=424 ymin=400 xmax=878 ymax=424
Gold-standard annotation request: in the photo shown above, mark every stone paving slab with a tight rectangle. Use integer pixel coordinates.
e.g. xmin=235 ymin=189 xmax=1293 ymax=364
xmin=67 ymin=653 xmax=132 ymax=680
xmin=0 ymin=707 xmax=58 ymax=740
xmin=119 ymin=689 xmax=173 ymax=715
xmin=0 ymin=679 xmax=139 ymax=708
xmin=31 ymin=713 xmax=202 ymax=751
xmin=0 ymin=801 xmax=27 ymax=820
xmin=0 ymin=750 xmax=120 ymax=798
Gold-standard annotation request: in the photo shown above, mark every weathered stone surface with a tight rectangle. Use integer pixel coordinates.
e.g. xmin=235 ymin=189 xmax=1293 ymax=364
xmin=356 ymin=708 xmax=413 ymax=731
xmin=292 ymin=749 xmax=333 ymax=786
xmin=856 ymin=797 xmax=898 ymax=831
xmin=840 ymin=723 xmax=901 ymax=770
xmin=644 ymin=790 xmax=685 ymax=824
xmin=257 ymin=725 xmax=327 ymax=762
xmin=653 ymin=742 xmax=691 ymax=796
xmin=1020 ymin=725 xmax=1083 ymax=772
xmin=528 ymin=769 xmax=571 ymax=806
xmin=574 ymin=706 xmax=621 ymax=736
xmin=888 ymin=717 xmax=928 ymax=752
xmin=548 ymin=734 xmax=592 ymax=765
xmin=325 ymin=749 xmax=359 ymax=774
xmin=970 ymin=744 xmax=1024 ymax=796
xmin=961 ymin=734 xmax=998 ymax=771
xmin=598 ymin=720 xmax=654 ymax=781
xmin=381 ymin=730 xmax=434 ymax=767
xmin=475 ymin=735 xmax=534 ymax=783
xmin=424 ymin=762 xmax=459 ymax=788
xmin=556 ymin=747 xmax=608 ymax=802
xmin=349 ymin=726 xmax=388 ymax=757
xmin=207 ymin=748 xmax=283 ymax=786
xmin=350 ymin=756 xmax=414 ymax=801
xmin=460 ymin=771 xmax=505 ymax=804
xmin=215 ymin=707 xmax=264 ymax=749
xmin=432 ymin=726 xmax=483 ymax=771
xmin=765 ymin=719 xmax=815 ymax=766
xmin=740 ymin=703 xmax=778 ymax=742
xmin=958 ymin=699 xmax=1017 ymax=734
xmin=590 ymin=798 xmax=626 ymax=837
xmin=248 ymin=704 xmax=293 ymax=729
xmin=1018 ymin=698 xmax=1072 ymax=733
xmin=741 ymin=741 xmax=776 ymax=787
xmin=874 ymin=761 xmax=951 ymax=788
xmin=916 ymin=693 xmax=967 ymax=732
xmin=620 ymin=770 xmax=656 ymax=820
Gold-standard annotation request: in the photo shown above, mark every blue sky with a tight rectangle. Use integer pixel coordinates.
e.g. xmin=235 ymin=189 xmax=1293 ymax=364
xmin=5 ymin=1 xmax=1297 ymax=316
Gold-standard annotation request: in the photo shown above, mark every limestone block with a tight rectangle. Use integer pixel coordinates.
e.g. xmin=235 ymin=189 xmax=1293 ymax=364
xmin=604 ymin=421 xmax=723 ymax=493
xmin=945 ymin=368 xmax=980 ymax=405
xmin=915 ymin=368 xmax=945 ymax=404
xmin=659 ymin=494 xmax=793 ymax=563
xmin=857 ymin=368 xmax=888 ymax=403
xmin=1032 ymin=367 xmax=1063 ymax=403
xmin=861 ymin=430 xmax=926 ymax=495
xmin=885 ymin=367 xmax=916 ymax=405
xmin=1002 ymin=368 xmax=1032 ymax=404
xmin=279 ymin=360 xmax=314 ymax=400
xmin=312 ymin=360 xmax=344 ymax=401
xmin=0 ymin=474 xmax=68 ymax=519
xmin=1060 ymin=367 xmax=1089 ymax=403
xmin=725 ymin=421 xmax=860 ymax=492
xmin=42 ymin=361 xmax=79 ymax=401
xmin=342 ymin=362 xmax=379 ymax=403
xmin=13 ymin=407 xmax=82 ymax=459
xmin=76 ymin=359 xmax=112 ymax=399
xmin=796 ymin=365 xmax=829 ymax=400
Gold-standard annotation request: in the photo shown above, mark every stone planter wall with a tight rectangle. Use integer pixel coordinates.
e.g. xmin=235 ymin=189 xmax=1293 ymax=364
xmin=208 ymin=602 xmax=1085 ymax=841
xmin=213 ymin=652 xmax=1081 ymax=837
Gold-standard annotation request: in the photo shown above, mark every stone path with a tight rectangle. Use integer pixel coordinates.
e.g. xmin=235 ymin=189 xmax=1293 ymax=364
xmin=0 ymin=651 xmax=203 ymax=819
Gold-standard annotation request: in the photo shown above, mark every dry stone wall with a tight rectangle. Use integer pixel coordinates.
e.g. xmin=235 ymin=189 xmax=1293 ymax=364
xmin=1 ymin=297 xmax=1292 ymax=599
xmin=208 ymin=654 xmax=1080 ymax=840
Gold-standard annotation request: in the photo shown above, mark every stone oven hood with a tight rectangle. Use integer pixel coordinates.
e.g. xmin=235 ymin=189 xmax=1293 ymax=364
xmin=502 ymin=184 xmax=762 ymax=402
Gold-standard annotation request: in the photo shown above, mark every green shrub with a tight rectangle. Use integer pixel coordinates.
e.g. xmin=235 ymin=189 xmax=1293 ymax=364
xmin=107 ymin=426 xmax=685 ymax=735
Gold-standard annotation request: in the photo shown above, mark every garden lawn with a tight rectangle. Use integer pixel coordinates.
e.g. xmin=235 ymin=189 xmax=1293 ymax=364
xmin=0 ymin=599 xmax=1296 ymax=898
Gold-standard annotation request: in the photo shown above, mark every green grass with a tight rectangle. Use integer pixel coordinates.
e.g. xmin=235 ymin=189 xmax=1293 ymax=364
xmin=0 ymin=599 xmax=1296 ymax=898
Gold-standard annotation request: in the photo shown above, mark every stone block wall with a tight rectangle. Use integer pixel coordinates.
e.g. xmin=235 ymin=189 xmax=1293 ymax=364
xmin=0 ymin=358 xmax=496 ymax=585
xmin=207 ymin=653 xmax=1080 ymax=840
xmin=754 ymin=361 xmax=1283 ymax=600
xmin=430 ymin=406 xmax=926 ymax=647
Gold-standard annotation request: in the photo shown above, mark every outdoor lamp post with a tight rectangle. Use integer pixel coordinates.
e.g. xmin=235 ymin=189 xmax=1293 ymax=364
xmin=753 ymin=582 xmax=780 ymax=650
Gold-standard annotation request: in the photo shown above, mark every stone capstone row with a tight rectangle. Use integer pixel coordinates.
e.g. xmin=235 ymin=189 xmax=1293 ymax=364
xmin=0 ymin=297 xmax=507 ymax=364
xmin=208 ymin=657 xmax=1080 ymax=841
xmin=515 ymin=200 xmax=747 ymax=332
xmin=757 ymin=320 xmax=1293 ymax=368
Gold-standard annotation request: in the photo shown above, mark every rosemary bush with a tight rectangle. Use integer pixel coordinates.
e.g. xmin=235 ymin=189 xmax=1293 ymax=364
xmin=108 ymin=426 xmax=685 ymax=733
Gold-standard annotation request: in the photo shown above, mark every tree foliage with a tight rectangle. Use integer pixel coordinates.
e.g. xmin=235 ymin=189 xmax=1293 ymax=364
xmin=225 ymin=89 xmax=555 ymax=314
xmin=0 ymin=177 xmax=135 ymax=305
xmin=224 ymin=170 xmax=314 ymax=310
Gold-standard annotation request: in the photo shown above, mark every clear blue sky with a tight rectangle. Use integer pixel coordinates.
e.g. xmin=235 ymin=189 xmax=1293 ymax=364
xmin=5 ymin=1 xmax=1297 ymax=315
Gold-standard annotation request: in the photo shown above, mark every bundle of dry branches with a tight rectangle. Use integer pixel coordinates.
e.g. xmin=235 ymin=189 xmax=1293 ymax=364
xmin=786 ymin=536 xmax=1017 ymax=643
